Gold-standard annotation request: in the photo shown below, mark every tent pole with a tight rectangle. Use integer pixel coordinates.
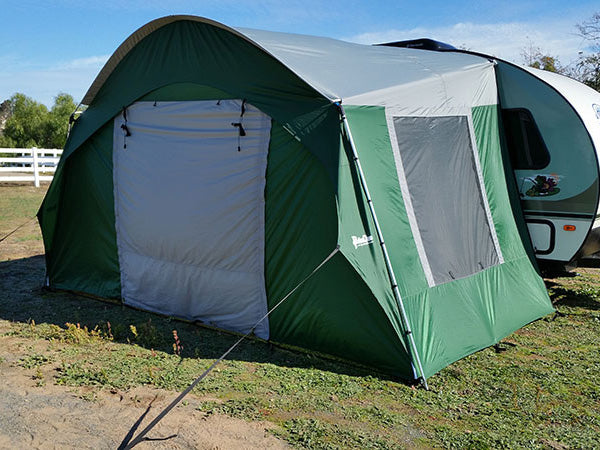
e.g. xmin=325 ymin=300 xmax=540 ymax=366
xmin=335 ymin=102 xmax=429 ymax=390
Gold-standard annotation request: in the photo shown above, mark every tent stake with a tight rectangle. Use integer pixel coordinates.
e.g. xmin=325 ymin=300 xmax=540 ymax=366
xmin=336 ymin=102 xmax=429 ymax=390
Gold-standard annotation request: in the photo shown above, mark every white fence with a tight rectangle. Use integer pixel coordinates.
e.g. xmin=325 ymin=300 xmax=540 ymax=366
xmin=0 ymin=148 xmax=62 ymax=187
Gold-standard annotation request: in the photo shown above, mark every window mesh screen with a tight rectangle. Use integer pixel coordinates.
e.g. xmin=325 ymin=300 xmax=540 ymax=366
xmin=393 ymin=116 xmax=500 ymax=285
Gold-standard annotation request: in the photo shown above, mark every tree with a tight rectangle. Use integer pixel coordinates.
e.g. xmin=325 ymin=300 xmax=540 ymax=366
xmin=46 ymin=93 xmax=78 ymax=149
xmin=574 ymin=54 xmax=600 ymax=92
xmin=520 ymin=14 xmax=600 ymax=92
xmin=576 ymin=12 xmax=600 ymax=91
xmin=521 ymin=41 xmax=563 ymax=73
xmin=0 ymin=94 xmax=48 ymax=148
xmin=530 ymin=55 xmax=561 ymax=73
xmin=0 ymin=92 xmax=76 ymax=148
xmin=577 ymin=12 xmax=600 ymax=42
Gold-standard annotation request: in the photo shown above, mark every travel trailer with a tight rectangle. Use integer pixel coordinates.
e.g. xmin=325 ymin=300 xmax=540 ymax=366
xmin=503 ymin=66 xmax=600 ymax=265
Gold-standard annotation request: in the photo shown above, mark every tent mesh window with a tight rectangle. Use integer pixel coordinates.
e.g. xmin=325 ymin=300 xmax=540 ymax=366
xmin=393 ymin=115 xmax=500 ymax=286
xmin=502 ymin=108 xmax=550 ymax=170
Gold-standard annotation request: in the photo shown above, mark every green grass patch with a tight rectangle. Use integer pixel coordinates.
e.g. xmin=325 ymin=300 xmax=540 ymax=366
xmin=18 ymin=352 xmax=52 ymax=369
xmin=1 ymin=270 xmax=599 ymax=448
xmin=1 ymin=185 xmax=600 ymax=448
xmin=13 ymin=234 xmax=42 ymax=242
xmin=0 ymin=185 xmax=46 ymax=233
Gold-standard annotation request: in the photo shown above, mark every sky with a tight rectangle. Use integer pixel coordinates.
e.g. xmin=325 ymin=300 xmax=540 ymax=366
xmin=1 ymin=0 xmax=598 ymax=107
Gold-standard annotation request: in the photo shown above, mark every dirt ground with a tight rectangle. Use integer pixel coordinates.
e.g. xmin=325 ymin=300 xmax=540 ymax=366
xmin=0 ymin=331 xmax=288 ymax=450
xmin=0 ymin=184 xmax=289 ymax=449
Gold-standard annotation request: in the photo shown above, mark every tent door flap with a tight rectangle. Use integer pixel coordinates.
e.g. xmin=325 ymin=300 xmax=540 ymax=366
xmin=113 ymin=99 xmax=271 ymax=338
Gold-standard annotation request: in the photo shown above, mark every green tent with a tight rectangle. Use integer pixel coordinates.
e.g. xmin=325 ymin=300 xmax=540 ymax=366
xmin=38 ymin=15 xmax=554 ymax=385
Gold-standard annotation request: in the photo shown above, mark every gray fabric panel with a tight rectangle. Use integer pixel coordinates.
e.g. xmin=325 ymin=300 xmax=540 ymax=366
xmin=393 ymin=116 xmax=499 ymax=285
xmin=113 ymin=100 xmax=270 ymax=338
xmin=238 ymin=27 xmax=494 ymax=103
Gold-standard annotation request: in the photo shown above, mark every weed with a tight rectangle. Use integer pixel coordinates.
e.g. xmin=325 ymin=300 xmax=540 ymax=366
xmin=198 ymin=397 xmax=267 ymax=421
xmin=106 ymin=321 xmax=113 ymax=339
xmin=33 ymin=367 xmax=45 ymax=386
xmin=62 ymin=323 xmax=106 ymax=344
xmin=136 ymin=319 xmax=161 ymax=348
xmin=56 ymin=362 xmax=110 ymax=386
xmin=172 ymin=329 xmax=183 ymax=356
xmin=18 ymin=353 xmax=51 ymax=369
xmin=79 ymin=391 xmax=98 ymax=402
xmin=277 ymin=417 xmax=394 ymax=449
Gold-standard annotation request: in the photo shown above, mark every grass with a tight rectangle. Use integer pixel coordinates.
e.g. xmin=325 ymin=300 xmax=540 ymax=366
xmin=18 ymin=352 xmax=52 ymax=369
xmin=1 ymin=183 xmax=600 ymax=448
xmin=0 ymin=184 xmax=43 ymax=235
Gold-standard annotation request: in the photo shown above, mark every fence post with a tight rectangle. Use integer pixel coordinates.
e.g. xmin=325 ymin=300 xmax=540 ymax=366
xmin=32 ymin=147 xmax=40 ymax=187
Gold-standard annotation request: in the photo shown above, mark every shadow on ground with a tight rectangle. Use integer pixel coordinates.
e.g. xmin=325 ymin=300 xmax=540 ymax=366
xmin=545 ymin=280 xmax=600 ymax=311
xmin=0 ymin=255 xmax=391 ymax=381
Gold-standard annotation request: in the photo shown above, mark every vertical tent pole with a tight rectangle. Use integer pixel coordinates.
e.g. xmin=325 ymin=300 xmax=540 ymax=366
xmin=336 ymin=102 xmax=429 ymax=390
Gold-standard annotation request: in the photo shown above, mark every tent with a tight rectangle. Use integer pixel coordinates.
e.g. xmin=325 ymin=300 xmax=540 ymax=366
xmin=38 ymin=15 xmax=554 ymax=384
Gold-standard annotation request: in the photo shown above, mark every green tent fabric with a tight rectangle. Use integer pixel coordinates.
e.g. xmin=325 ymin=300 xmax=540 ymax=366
xmin=38 ymin=16 xmax=554 ymax=383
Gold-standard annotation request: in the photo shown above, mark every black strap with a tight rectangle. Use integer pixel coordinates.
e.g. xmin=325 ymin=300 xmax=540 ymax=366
xmin=231 ymin=122 xmax=245 ymax=152
xmin=231 ymin=122 xmax=246 ymax=136
xmin=0 ymin=217 xmax=36 ymax=244
xmin=119 ymin=246 xmax=340 ymax=449
xmin=121 ymin=107 xmax=131 ymax=148
xmin=233 ymin=100 xmax=248 ymax=152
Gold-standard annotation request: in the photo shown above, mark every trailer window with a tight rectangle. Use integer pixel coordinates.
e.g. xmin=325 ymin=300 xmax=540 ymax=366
xmin=502 ymin=108 xmax=550 ymax=170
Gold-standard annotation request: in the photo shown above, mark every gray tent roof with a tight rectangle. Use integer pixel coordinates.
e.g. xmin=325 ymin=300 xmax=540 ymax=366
xmin=238 ymin=27 xmax=491 ymax=101
xmin=82 ymin=15 xmax=492 ymax=106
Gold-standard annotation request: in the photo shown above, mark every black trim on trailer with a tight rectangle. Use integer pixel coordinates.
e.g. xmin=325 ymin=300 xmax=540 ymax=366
xmin=501 ymin=108 xmax=551 ymax=170
xmin=377 ymin=38 xmax=457 ymax=51
xmin=523 ymin=211 xmax=596 ymax=219
xmin=526 ymin=219 xmax=556 ymax=255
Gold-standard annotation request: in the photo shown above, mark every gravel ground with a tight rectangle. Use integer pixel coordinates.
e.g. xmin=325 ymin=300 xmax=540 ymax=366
xmin=0 ymin=336 xmax=288 ymax=450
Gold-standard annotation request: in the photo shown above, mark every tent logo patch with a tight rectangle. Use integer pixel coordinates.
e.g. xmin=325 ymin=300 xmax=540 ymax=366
xmin=593 ymin=104 xmax=600 ymax=120
xmin=352 ymin=234 xmax=374 ymax=249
